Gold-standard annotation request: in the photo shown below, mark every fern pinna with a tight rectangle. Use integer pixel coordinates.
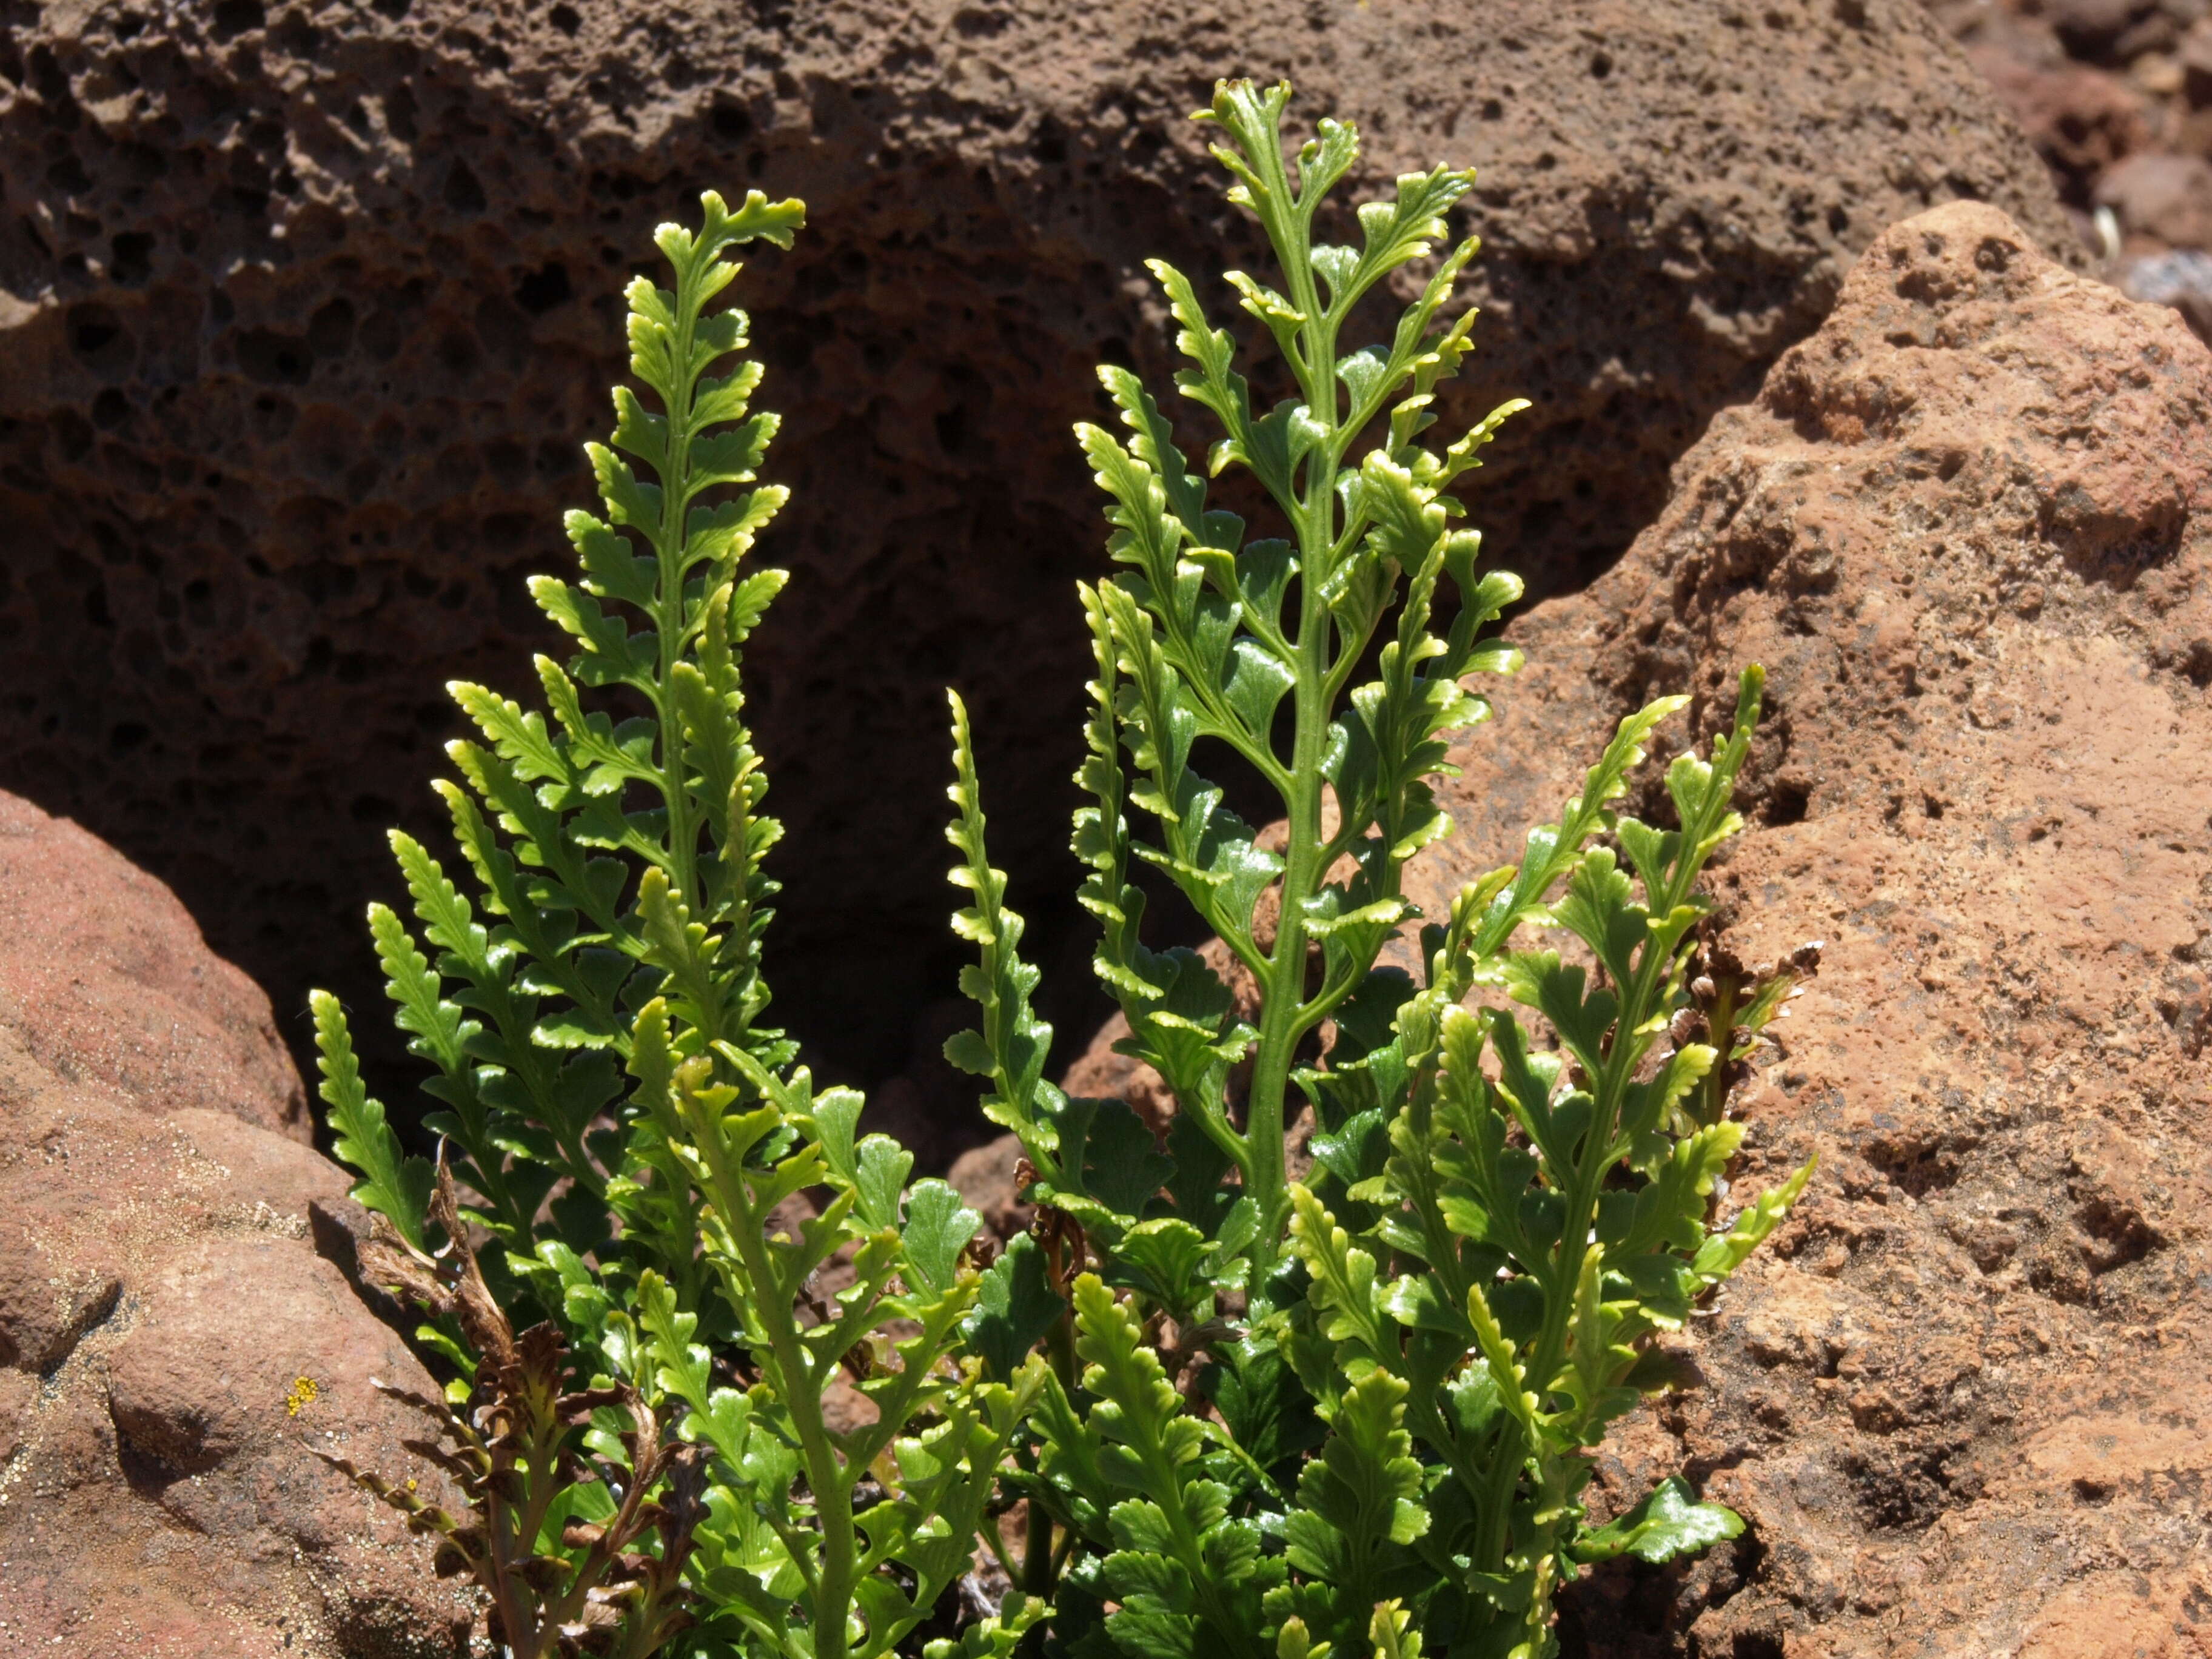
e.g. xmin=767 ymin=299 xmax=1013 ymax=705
xmin=313 ymin=191 xmax=1031 ymax=1659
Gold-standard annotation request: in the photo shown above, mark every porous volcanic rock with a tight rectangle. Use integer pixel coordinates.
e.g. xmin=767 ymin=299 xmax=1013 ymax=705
xmin=1396 ymin=201 xmax=2211 ymax=1655
xmin=0 ymin=0 xmax=2074 ymax=1138
xmin=0 ymin=792 xmax=472 ymax=1656
xmin=1045 ymin=199 xmax=2212 ymax=1655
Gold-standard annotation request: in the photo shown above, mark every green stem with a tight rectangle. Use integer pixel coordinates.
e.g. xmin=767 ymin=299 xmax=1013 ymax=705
xmin=1472 ymin=1412 xmax=1527 ymax=1582
xmin=1242 ymin=592 xmax=1326 ymax=1285
xmin=1240 ymin=134 xmax=1344 ymax=1296
xmin=1022 ymin=1491 xmax=1054 ymax=1598
xmin=657 ymin=263 xmax=704 ymax=920
xmin=689 ymin=1095 xmax=856 ymax=1659
xmin=1025 ymin=1261 xmax=1082 ymax=1595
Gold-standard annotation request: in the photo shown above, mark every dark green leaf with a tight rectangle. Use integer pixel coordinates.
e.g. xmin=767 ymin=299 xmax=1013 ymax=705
xmin=967 ymin=1233 xmax=1066 ymax=1379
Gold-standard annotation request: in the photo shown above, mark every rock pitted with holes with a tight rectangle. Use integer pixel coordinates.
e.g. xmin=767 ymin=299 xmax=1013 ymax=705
xmin=0 ymin=0 xmax=2073 ymax=1139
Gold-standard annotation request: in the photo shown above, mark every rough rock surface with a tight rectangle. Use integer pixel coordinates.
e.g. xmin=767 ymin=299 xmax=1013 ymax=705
xmin=0 ymin=793 xmax=472 ymax=1656
xmin=1045 ymin=199 xmax=2212 ymax=1655
xmin=0 ymin=0 xmax=2074 ymax=1134
xmin=0 ymin=791 xmax=306 ymax=1139
xmin=1402 ymin=203 xmax=2212 ymax=1656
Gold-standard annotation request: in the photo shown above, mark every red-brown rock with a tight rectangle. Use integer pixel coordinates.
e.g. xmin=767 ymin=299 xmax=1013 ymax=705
xmin=0 ymin=796 xmax=472 ymax=1656
xmin=2096 ymin=149 xmax=2212 ymax=245
xmin=0 ymin=792 xmax=306 ymax=1140
xmin=1963 ymin=37 xmax=2153 ymax=203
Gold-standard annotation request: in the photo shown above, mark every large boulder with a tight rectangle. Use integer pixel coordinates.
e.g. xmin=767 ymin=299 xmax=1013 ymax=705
xmin=0 ymin=793 xmax=472 ymax=1655
xmin=0 ymin=0 xmax=2076 ymax=1131
xmin=1393 ymin=201 xmax=2212 ymax=1656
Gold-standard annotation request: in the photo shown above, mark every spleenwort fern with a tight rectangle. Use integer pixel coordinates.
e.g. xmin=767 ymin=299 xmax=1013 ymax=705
xmin=945 ymin=82 xmax=1816 ymax=1659
xmin=308 ymin=73 xmax=1818 ymax=1659
xmin=315 ymin=192 xmax=1031 ymax=1659
xmin=947 ymin=82 xmax=1526 ymax=1307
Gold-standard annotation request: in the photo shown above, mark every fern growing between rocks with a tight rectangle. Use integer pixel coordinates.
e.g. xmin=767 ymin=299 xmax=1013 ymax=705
xmin=315 ymin=191 xmax=1030 ymax=1659
xmin=303 ymin=76 xmax=1817 ymax=1659
xmin=945 ymin=81 xmax=1815 ymax=1659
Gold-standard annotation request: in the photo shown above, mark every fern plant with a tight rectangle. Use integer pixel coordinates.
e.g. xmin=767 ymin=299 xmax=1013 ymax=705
xmin=304 ymin=76 xmax=1816 ymax=1659
xmin=313 ymin=190 xmax=1033 ymax=1659
xmin=943 ymin=82 xmax=1814 ymax=1659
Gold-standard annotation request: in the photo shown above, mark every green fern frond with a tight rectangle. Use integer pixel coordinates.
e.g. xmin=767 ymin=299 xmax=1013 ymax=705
xmin=319 ymin=191 xmax=1024 ymax=1659
xmin=309 ymin=989 xmax=432 ymax=1250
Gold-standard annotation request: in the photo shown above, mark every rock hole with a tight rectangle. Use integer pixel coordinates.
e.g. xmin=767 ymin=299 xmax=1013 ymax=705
xmin=953 ymin=7 xmax=1009 ymax=39
xmin=307 ymin=298 xmax=355 ymax=356
xmin=548 ymin=2 xmax=581 ymax=35
xmin=934 ymin=404 xmax=968 ymax=457
xmin=1588 ymin=50 xmax=1612 ymax=79
xmin=235 ymin=328 xmax=312 ymax=386
xmin=67 ymin=302 xmax=127 ymax=367
xmin=44 ymin=151 xmax=91 ymax=194
xmin=1864 ymin=1130 xmax=1965 ymax=1198
xmin=210 ymin=0 xmax=264 ymax=41
xmin=109 ymin=230 xmax=153 ymax=283
xmin=709 ymin=96 xmax=749 ymax=139
xmin=26 ymin=45 xmax=71 ymax=112
xmin=49 ymin=406 xmax=93 ymax=460
xmin=2160 ymin=637 xmax=2212 ymax=688
xmin=2076 ymin=1196 xmax=2157 ymax=1273
xmin=512 ymin=261 xmax=572 ymax=314
xmin=443 ymin=158 xmax=486 ymax=215
xmin=1766 ymin=780 xmax=1810 ymax=825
